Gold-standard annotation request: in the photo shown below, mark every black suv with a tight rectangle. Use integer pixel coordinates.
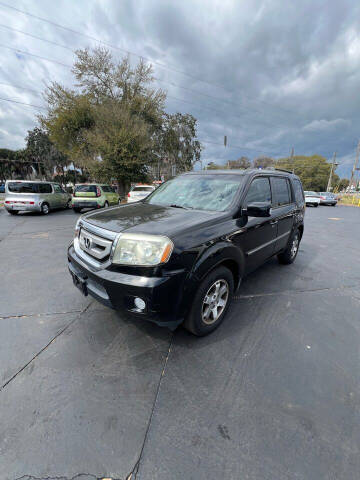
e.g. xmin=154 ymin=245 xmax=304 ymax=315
xmin=68 ymin=169 xmax=305 ymax=336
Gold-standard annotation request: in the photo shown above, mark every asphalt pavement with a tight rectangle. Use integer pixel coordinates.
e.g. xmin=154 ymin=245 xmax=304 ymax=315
xmin=0 ymin=205 xmax=359 ymax=480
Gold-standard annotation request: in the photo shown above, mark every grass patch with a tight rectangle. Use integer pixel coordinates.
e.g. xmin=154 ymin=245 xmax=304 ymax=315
xmin=339 ymin=195 xmax=360 ymax=207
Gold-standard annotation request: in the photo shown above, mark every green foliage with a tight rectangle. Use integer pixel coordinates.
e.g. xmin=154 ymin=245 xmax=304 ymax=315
xmin=337 ymin=178 xmax=350 ymax=192
xmin=275 ymin=155 xmax=339 ymax=191
xmin=253 ymin=156 xmax=275 ymax=168
xmin=40 ymin=47 xmax=201 ymax=193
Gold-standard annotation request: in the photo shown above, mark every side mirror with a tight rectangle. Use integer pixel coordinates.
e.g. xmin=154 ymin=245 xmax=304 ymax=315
xmin=243 ymin=201 xmax=271 ymax=217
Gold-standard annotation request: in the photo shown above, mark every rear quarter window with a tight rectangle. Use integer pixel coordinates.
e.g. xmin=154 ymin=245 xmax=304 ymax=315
xmin=292 ymin=179 xmax=304 ymax=203
xmin=7 ymin=182 xmax=39 ymax=193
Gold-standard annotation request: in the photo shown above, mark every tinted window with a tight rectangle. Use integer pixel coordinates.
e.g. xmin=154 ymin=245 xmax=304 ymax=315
xmin=132 ymin=186 xmax=154 ymax=192
xmin=75 ymin=185 xmax=97 ymax=193
xmin=272 ymin=177 xmax=291 ymax=206
xmin=146 ymin=174 xmax=244 ymax=211
xmin=8 ymin=182 xmax=39 ymax=193
xmin=39 ymin=183 xmax=52 ymax=193
xmin=293 ymin=179 xmax=304 ymax=203
xmin=245 ymin=177 xmax=271 ymax=204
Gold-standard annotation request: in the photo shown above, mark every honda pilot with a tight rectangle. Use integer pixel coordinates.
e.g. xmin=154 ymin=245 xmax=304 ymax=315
xmin=68 ymin=169 xmax=305 ymax=336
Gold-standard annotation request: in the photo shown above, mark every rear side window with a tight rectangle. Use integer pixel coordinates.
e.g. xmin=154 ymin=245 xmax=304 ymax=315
xmin=292 ymin=179 xmax=304 ymax=204
xmin=272 ymin=177 xmax=291 ymax=206
xmin=39 ymin=183 xmax=52 ymax=193
xmin=7 ymin=182 xmax=38 ymax=193
xmin=244 ymin=177 xmax=272 ymax=204
xmin=102 ymin=185 xmax=111 ymax=192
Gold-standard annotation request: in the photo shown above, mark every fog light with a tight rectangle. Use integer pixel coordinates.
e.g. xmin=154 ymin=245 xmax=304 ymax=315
xmin=134 ymin=297 xmax=146 ymax=311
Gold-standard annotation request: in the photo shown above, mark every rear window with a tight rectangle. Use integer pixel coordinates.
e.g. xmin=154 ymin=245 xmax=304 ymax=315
xmin=75 ymin=185 xmax=97 ymax=193
xmin=132 ymin=186 xmax=154 ymax=192
xmin=7 ymin=182 xmax=42 ymax=193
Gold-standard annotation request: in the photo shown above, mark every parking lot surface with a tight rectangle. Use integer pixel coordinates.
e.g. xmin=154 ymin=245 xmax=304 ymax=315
xmin=0 ymin=205 xmax=359 ymax=480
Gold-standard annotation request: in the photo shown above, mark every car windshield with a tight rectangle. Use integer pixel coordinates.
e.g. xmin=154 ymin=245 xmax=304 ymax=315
xmin=145 ymin=174 xmax=243 ymax=211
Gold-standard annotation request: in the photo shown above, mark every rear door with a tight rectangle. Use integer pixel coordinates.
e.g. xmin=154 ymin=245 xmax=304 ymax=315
xmin=270 ymin=176 xmax=295 ymax=252
xmin=52 ymin=184 xmax=63 ymax=207
xmin=235 ymin=176 xmax=278 ymax=273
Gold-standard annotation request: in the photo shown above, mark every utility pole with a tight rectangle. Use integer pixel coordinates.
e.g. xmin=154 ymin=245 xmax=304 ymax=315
xmin=349 ymin=141 xmax=360 ymax=190
xmin=290 ymin=147 xmax=294 ymax=173
xmin=326 ymin=152 xmax=337 ymax=192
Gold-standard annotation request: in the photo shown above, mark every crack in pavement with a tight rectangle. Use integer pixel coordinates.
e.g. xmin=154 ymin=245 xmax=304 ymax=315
xmin=0 ymin=309 xmax=83 ymax=321
xmin=0 ymin=302 xmax=92 ymax=393
xmin=126 ymin=333 xmax=174 ymax=480
xmin=234 ymin=283 xmax=360 ymax=299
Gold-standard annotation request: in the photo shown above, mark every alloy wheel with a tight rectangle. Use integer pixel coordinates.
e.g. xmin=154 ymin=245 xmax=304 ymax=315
xmin=202 ymin=279 xmax=229 ymax=325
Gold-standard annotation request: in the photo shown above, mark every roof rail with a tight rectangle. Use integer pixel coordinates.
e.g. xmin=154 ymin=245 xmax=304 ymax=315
xmin=274 ymin=167 xmax=294 ymax=174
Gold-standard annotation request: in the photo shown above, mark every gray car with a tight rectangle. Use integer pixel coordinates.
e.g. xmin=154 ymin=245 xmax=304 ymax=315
xmin=319 ymin=192 xmax=337 ymax=206
xmin=4 ymin=180 xmax=72 ymax=215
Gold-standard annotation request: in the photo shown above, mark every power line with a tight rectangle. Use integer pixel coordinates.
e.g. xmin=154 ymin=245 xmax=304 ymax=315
xmin=0 ymin=0 xmax=298 ymax=116
xmin=0 ymin=23 xmax=73 ymax=51
xmin=0 ymin=1 xmax=221 ymax=90
xmin=0 ymin=81 xmax=41 ymax=94
xmin=0 ymin=43 xmax=72 ymax=68
xmin=0 ymin=96 xmax=46 ymax=110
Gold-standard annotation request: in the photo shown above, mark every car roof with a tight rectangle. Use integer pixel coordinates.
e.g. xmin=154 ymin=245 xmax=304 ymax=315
xmin=5 ymin=179 xmax=56 ymax=184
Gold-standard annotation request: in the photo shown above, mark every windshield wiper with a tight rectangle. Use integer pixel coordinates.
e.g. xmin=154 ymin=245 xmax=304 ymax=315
xmin=169 ymin=204 xmax=191 ymax=209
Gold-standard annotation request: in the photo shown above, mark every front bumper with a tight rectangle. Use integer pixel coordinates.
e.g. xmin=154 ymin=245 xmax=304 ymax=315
xmin=68 ymin=244 xmax=187 ymax=329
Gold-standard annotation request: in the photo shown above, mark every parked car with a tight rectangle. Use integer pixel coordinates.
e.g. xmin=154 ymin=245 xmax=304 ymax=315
xmin=127 ymin=184 xmax=155 ymax=203
xmin=304 ymin=191 xmax=320 ymax=207
xmin=319 ymin=192 xmax=337 ymax=206
xmin=68 ymin=169 xmax=305 ymax=336
xmin=0 ymin=183 xmax=5 ymax=193
xmin=72 ymin=184 xmax=120 ymax=213
xmin=4 ymin=180 xmax=71 ymax=215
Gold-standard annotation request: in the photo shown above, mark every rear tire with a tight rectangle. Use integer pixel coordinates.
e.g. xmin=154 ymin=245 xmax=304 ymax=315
xmin=73 ymin=208 xmax=81 ymax=213
xmin=314 ymin=203 xmax=318 ymax=207
xmin=104 ymin=201 xmax=109 ymax=208
xmin=278 ymin=230 xmax=300 ymax=265
xmin=183 ymin=266 xmax=234 ymax=336
xmin=41 ymin=203 xmax=50 ymax=215
xmin=8 ymin=210 xmax=18 ymax=215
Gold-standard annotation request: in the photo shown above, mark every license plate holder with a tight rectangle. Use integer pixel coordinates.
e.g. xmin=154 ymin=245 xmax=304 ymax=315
xmin=71 ymin=272 xmax=88 ymax=296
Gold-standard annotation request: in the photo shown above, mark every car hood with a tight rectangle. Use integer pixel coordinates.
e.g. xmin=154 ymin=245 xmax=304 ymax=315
xmin=82 ymin=202 xmax=225 ymax=238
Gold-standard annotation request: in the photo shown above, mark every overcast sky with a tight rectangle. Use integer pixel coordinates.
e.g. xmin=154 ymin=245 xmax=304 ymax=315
xmin=1 ymin=0 xmax=360 ymax=177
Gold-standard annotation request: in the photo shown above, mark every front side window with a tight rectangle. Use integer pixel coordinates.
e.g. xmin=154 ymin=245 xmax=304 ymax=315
xmin=53 ymin=184 xmax=62 ymax=193
xmin=146 ymin=174 xmax=244 ymax=211
xmin=272 ymin=177 xmax=291 ymax=206
xmin=39 ymin=183 xmax=52 ymax=193
xmin=244 ymin=177 xmax=271 ymax=204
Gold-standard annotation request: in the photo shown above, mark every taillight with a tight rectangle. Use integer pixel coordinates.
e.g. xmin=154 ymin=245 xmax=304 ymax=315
xmin=96 ymin=186 xmax=101 ymax=197
xmin=320 ymin=196 xmax=325 ymax=200
xmin=127 ymin=193 xmax=130 ymax=197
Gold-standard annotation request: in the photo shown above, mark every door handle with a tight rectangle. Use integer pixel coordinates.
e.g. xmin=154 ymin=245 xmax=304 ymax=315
xmin=270 ymin=220 xmax=278 ymax=226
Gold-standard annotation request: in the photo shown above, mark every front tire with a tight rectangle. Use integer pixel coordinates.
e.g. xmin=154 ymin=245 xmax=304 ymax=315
xmin=41 ymin=202 xmax=50 ymax=215
xmin=66 ymin=199 xmax=72 ymax=209
xmin=73 ymin=207 xmax=81 ymax=213
xmin=278 ymin=230 xmax=300 ymax=265
xmin=314 ymin=203 xmax=318 ymax=207
xmin=104 ymin=201 xmax=109 ymax=208
xmin=183 ymin=266 xmax=234 ymax=336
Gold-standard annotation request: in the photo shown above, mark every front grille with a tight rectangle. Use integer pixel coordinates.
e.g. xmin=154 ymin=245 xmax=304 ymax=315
xmin=79 ymin=228 xmax=113 ymax=261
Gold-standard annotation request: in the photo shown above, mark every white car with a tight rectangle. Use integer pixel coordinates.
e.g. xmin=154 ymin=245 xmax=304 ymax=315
xmin=304 ymin=191 xmax=320 ymax=207
xmin=127 ymin=184 xmax=156 ymax=203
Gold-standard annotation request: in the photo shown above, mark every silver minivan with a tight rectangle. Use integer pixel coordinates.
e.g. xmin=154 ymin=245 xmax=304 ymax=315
xmin=4 ymin=180 xmax=72 ymax=215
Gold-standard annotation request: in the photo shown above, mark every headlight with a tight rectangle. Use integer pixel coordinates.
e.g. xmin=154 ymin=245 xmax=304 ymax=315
xmin=112 ymin=233 xmax=173 ymax=266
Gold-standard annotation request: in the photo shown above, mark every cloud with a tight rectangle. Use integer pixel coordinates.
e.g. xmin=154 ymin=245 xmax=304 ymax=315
xmin=0 ymin=0 xmax=360 ymax=178
xmin=303 ymin=118 xmax=351 ymax=132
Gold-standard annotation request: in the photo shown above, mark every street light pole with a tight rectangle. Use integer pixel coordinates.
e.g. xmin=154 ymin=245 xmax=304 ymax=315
xmin=326 ymin=152 xmax=337 ymax=192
